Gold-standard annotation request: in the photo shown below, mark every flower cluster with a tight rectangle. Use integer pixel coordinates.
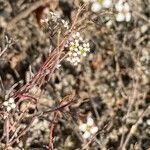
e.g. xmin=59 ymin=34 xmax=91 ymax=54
xmin=41 ymin=11 xmax=69 ymax=29
xmin=65 ymin=32 xmax=90 ymax=66
xmin=3 ymin=97 xmax=16 ymax=112
xmin=79 ymin=116 xmax=98 ymax=139
xmin=115 ymin=0 xmax=131 ymax=22
xmin=91 ymin=0 xmax=112 ymax=12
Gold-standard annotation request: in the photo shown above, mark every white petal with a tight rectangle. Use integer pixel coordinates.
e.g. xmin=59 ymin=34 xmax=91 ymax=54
xmin=76 ymin=58 xmax=80 ymax=62
xmin=7 ymin=106 xmax=11 ymax=112
xmin=79 ymin=46 xmax=83 ymax=50
xmin=87 ymin=48 xmax=90 ymax=51
xmin=106 ymin=20 xmax=113 ymax=27
xmin=69 ymin=47 xmax=74 ymax=51
xmin=74 ymin=48 xmax=78 ymax=52
xmin=147 ymin=119 xmax=150 ymax=126
xmin=77 ymin=51 xmax=81 ymax=55
xmin=115 ymin=3 xmax=123 ymax=12
xmin=90 ymin=126 xmax=98 ymax=134
xmin=71 ymin=57 xmax=75 ymax=62
xmin=72 ymin=34 xmax=76 ymax=39
xmin=91 ymin=2 xmax=102 ymax=13
xmin=3 ymin=101 xmax=9 ymax=106
xmin=83 ymin=43 xmax=87 ymax=47
xmin=82 ymin=131 xmax=91 ymax=139
xmin=103 ymin=0 xmax=112 ymax=8
xmin=79 ymin=124 xmax=87 ymax=132
xmin=84 ymin=47 xmax=89 ymax=52
xmin=87 ymin=117 xmax=94 ymax=126
xmin=72 ymin=52 xmax=78 ymax=57
xmin=124 ymin=3 xmax=130 ymax=12
xmin=86 ymin=43 xmax=90 ymax=47
xmin=76 ymin=32 xmax=80 ymax=37
xmin=116 ymin=13 xmax=125 ymax=22
xmin=125 ymin=13 xmax=131 ymax=22
xmin=75 ymin=40 xmax=79 ymax=45
xmin=11 ymin=103 xmax=16 ymax=109
xmin=73 ymin=62 xmax=78 ymax=66
xmin=66 ymin=57 xmax=71 ymax=61
xmin=70 ymin=42 xmax=74 ymax=45
xmin=9 ymin=98 xmax=14 ymax=103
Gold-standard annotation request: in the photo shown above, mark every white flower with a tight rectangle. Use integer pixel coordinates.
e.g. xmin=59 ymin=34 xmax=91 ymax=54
xmin=91 ymin=0 xmax=112 ymax=12
xmin=3 ymin=98 xmax=16 ymax=112
xmin=116 ymin=13 xmax=125 ymax=22
xmin=91 ymin=2 xmax=102 ymax=12
xmin=79 ymin=116 xmax=98 ymax=139
xmin=102 ymin=0 xmax=112 ymax=8
xmin=115 ymin=0 xmax=131 ymax=22
xmin=65 ymin=32 xmax=90 ymax=66
xmin=115 ymin=0 xmax=124 ymax=12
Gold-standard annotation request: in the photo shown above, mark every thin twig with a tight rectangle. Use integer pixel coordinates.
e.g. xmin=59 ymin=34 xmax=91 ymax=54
xmin=49 ymin=110 xmax=59 ymax=150
xmin=122 ymin=105 xmax=150 ymax=150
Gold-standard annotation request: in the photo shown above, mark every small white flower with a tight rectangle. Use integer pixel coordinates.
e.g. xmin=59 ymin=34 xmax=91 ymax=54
xmin=91 ymin=0 xmax=112 ymax=12
xmin=116 ymin=13 xmax=125 ymax=22
xmin=79 ymin=116 xmax=98 ymax=139
xmin=115 ymin=0 xmax=131 ymax=22
xmin=65 ymin=32 xmax=90 ymax=66
xmin=91 ymin=2 xmax=102 ymax=12
xmin=3 ymin=97 xmax=16 ymax=112
xmin=102 ymin=0 xmax=112 ymax=8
